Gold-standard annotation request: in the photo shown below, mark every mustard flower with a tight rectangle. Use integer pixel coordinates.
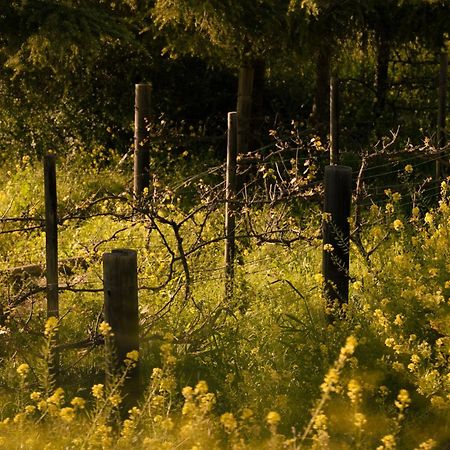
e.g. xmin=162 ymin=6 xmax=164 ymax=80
xmin=393 ymin=219 xmax=404 ymax=231
xmin=354 ymin=412 xmax=367 ymax=428
xmin=313 ymin=413 xmax=327 ymax=430
xmin=30 ymin=392 xmax=41 ymax=402
xmin=125 ymin=350 xmax=139 ymax=366
xmin=109 ymin=394 xmax=122 ymax=407
xmin=266 ymin=411 xmax=281 ymax=427
xmin=379 ymin=434 xmax=396 ymax=449
xmin=314 ymin=273 xmax=324 ymax=284
xmin=44 ymin=317 xmax=58 ymax=336
xmin=404 ymin=164 xmax=413 ymax=173
xmin=220 ymin=412 xmax=238 ymax=433
xmin=24 ymin=405 xmax=36 ymax=415
xmin=424 ymin=212 xmax=433 ymax=224
xmin=60 ymin=407 xmax=75 ymax=423
xmin=386 ymin=203 xmax=394 ymax=214
xmin=194 ymin=380 xmax=208 ymax=395
xmin=70 ymin=397 xmax=86 ymax=409
xmin=98 ymin=321 xmax=113 ymax=337
xmin=347 ymin=379 xmax=362 ymax=405
xmin=92 ymin=384 xmax=104 ymax=399
xmin=241 ymin=408 xmax=254 ymax=421
xmin=16 ymin=363 xmax=30 ymax=377
xmin=395 ymin=389 xmax=411 ymax=411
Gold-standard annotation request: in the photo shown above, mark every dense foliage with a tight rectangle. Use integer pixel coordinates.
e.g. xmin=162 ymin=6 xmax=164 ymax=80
xmin=0 ymin=1 xmax=449 ymax=448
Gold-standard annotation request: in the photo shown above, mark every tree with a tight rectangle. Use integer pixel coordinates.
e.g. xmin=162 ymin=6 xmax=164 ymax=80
xmin=0 ymin=0 xmax=149 ymax=155
xmin=151 ymin=0 xmax=292 ymax=153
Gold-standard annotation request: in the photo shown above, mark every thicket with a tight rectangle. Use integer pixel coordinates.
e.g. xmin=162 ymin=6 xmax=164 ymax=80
xmin=0 ymin=132 xmax=450 ymax=448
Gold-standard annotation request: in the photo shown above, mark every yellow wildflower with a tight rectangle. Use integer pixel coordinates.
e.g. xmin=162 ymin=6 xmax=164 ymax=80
xmin=393 ymin=219 xmax=404 ymax=231
xmin=220 ymin=412 xmax=237 ymax=433
xmin=60 ymin=407 xmax=75 ymax=423
xmin=424 ymin=212 xmax=433 ymax=224
xmin=404 ymin=164 xmax=413 ymax=173
xmin=125 ymin=350 xmax=139 ymax=366
xmin=70 ymin=397 xmax=86 ymax=409
xmin=44 ymin=317 xmax=58 ymax=337
xmin=98 ymin=321 xmax=113 ymax=336
xmin=24 ymin=405 xmax=36 ymax=415
xmin=30 ymin=392 xmax=41 ymax=402
xmin=266 ymin=411 xmax=281 ymax=427
xmin=92 ymin=384 xmax=104 ymax=399
xmin=109 ymin=394 xmax=122 ymax=407
xmin=16 ymin=363 xmax=30 ymax=377
xmin=347 ymin=379 xmax=362 ymax=405
xmin=395 ymin=389 xmax=411 ymax=411
xmin=194 ymin=380 xmax=208 ymax=395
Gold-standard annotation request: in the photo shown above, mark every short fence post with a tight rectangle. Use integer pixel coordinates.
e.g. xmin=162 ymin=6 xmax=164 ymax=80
xmin=224 ymin=112 xmax=238 ymax=300
xmin=44 ymin=153 xmax=59 ymax=376
xmin=103 ymin=249 xmax=140 ymax=411
xmin=134 ymin=83 xmax=152 ymax=200
xmin=322 ymin=165 xmax=352 ymax=311
xmin=436 ymin=51 xmax=448 ymax=180
xmin=329 ymin=75 xmax=339 ymax=165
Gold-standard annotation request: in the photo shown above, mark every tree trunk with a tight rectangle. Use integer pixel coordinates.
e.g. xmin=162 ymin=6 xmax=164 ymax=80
xmin=374 ymin=26 xmax=390 ymax=117
xmin=311 ymin=47 xmax=331 ymax=141
xmin=250 ymin=59 xmax=265 ymax=149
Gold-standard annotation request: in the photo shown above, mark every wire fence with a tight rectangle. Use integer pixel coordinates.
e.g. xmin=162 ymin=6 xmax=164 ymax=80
xmin=1 ymin=133 xmax=449 ymax=353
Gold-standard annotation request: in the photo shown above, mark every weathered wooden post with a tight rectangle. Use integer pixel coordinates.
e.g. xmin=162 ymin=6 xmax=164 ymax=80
xmin=436 ymin=51 xmax=448 ymax=180
xmin=329 ymin=75 xmax=340 ymax=165
xmin=224 ymin=112 xmax=238 ymax=300
xmin=237 ymin=65 xmax=254 ymax=154
xmin=103 ymin=249 xmax=140 ymax=410
xmin=322 ymin=166 xmax=352 ymax=311
xmin=44 ymin=154 xmax=59 ymax=319
xmin=44 ymin=153 xmax=59 ymax=375
xmin=134 ymin=83 xmax=152 ymax=199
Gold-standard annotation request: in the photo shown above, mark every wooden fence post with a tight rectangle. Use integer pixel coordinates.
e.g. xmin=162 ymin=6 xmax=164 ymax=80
xmin=436 ymin=51 xmax=448 ymax=180
xmin=134 ymin=83 xmax=152 ymax=200
xmin=103 ymin=249 xmax=140 ymax=411
xmin=329 ymin=76 xmax=339 ymax=165
xmin=44 ymin=154 xmax=59 ymax=318
xmin=322 ymin=165 xmax=352 ymax=311
xmin=224 ymin=112 xmax=238 ymax=300
xmin=44 ymin=153 xmax=59 ymax=375
xmin=237 ymin=65 xmax=254 ymax=154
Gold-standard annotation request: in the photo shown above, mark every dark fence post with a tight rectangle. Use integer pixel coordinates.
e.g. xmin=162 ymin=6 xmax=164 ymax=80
xmin=436 ymin=51 xmax=448 ymax=180
xmin=134 ymin=83 xmax=152 ymax=200
xmin=237 ymin=66 xmax=254 ymax=154
xmin=224 ymin=112 xmax=238 ymax=300
xmin=329 ymin=76 xmax=339 ymax=165
xmin=44 ymin=153 xmax=59 ymax=375
xmin=44 ymin=154 xmax=59 ymax=318
xmin=103 ymin=249 xmax=140 ymax=411
xmin=322 ymin=165 xmax=352 ymax=311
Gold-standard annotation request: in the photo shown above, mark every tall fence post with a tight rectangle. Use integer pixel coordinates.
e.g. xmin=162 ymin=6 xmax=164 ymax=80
xmin=329 ymin=75 xmax=339 ymax=165
xmin=224 ymin=112 xmax=238 ymax=300
xmin=237 ymin=66 xmax=254 ymax=154
xmin=103 ymin=249 xmax=140 ymax=412
xmin=134 ymin=83 xmax=152 ymax=200
xmin=322 ymin=165 xmax=352 ymax=312
xmin=436 ymin=51 xmax=448 ymax=180
xmin=44 ymin=153 xmax=59 ymax=375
